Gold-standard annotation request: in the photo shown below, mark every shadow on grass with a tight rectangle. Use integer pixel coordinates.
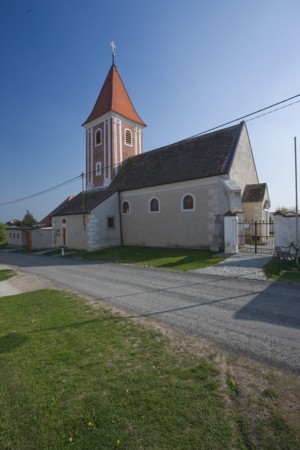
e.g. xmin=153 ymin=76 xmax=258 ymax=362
xmin=264 ymin=258 xmax=300 ymax=283
xmin=0 ymin=332 xmax=27 ymax=353
xmin=158 ymin=255 xmax=218 ymax=270
xmin=63 ymin=247 xmax=224 ymax=271
xmin=0 ymin=246 xmax=225 ymax=272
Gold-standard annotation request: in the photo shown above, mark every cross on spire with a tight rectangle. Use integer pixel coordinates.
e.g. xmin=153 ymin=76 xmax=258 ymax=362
xmin=110 ymin=41 xmax=116 ymax=64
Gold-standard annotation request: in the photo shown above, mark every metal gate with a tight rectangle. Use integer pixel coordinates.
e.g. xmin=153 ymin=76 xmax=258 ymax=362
xmin=238 ymin=220 xmax=275 ymax=254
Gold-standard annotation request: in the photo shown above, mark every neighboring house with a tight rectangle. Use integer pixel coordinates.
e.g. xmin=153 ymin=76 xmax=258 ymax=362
xmin=7 ymin=226 xmax=29 ymax=247
xmin=6 ymin=197 xmax=74 ymax=249
xmin=52 ymin=61 xmax=270 ymax=251
xmin=7 ymin=226 xmax=52 ymax=249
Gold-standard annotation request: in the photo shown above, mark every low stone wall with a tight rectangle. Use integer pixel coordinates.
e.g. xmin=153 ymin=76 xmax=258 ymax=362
xmin=273 ymin=215 xmax=300 ymax=247
xmin=224 ymin=213 xmax=300 ymax=254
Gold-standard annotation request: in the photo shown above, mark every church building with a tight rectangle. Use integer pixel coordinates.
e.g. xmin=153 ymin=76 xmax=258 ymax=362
xmin=52 ymin=53 xmax=270 ymax=251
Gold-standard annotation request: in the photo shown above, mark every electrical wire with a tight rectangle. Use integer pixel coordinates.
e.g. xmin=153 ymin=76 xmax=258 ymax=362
xmin=245 ymin=99 xmax=300 ymax=122
xmin=0 ymin=158 xmax=125 ymax=206
xmin=0 ymin=174 xmax=82 ymax=206
xmin=165 ymin=93 xmax=300 ymax=147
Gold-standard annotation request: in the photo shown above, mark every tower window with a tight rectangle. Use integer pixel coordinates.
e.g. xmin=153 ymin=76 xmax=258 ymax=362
xmin=149 ymin=197 xmax=160 ymax=213
xmin=95 ymin=129 xmax=102 ymax=146
xmin=182 ymin=194 xmax=195 ymax=211
xmin=125 ymin=129 xmax=132 ymax=146
xmin=96 ymin=162 xmax=101 ymax=176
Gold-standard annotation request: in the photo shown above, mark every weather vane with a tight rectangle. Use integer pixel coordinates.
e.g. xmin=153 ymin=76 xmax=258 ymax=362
xmin=110 ymin=41 xmax=116 ymax=64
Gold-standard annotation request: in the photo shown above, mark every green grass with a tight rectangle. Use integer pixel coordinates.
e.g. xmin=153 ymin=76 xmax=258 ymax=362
xmin=0 ymin=290 xmax=298 ymax=449
xmin=263 ymin=257 xmax=300 ymax=283
xmin=53 ymin=246 xmax=226 ymax=271
xmin=0 ymin=269 xmax=16 ymax=281
xmin=0 ymin=290 xmax=231 ymax=450
xmin=257 ymin=411 xmax=298 ymax=450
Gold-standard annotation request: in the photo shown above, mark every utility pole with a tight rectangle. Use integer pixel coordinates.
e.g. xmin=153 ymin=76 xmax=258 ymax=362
xmin=82 ymin=172 xmax=86 ymax=229
xmin=295 ymin=137 xmax=299 ymax=247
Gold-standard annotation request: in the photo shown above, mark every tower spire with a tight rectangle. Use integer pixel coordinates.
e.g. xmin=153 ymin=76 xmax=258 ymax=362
xmin=110 ymin=41 xmax=116 ymax=64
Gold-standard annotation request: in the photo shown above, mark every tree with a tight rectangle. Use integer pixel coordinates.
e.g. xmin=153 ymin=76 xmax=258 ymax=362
xmin=21 ymin=210 xmax=38 ymax=227
xmin=0 ymin=223 xmax=7 ymax=243
xmin=274 ymin=206 xmax=297 ymax=215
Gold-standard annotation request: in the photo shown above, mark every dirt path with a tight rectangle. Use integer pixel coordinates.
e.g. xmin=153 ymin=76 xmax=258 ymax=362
xmin=0 ymin=265 xmax=55 ymax=297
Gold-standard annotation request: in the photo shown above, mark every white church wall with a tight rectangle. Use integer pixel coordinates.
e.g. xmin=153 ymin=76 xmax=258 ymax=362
xmin=120 ymin=177 xmax=220 ymax=249
xmin=52 ymin=193 xmax=121 ymax=251
xmin=219 ymin=177 xmax=242 ymax=215
xmin=229 ymin=125 xmax=259 ymax=192
xmin=52 ymin=215 xmax=89 ymax=250
xmin=89 ymin=193 xmax=121 ymax=250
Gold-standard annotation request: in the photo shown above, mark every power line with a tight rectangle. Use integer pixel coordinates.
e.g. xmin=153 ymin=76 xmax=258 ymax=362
xmin=1 ymin=92 xmax=299 ymax=207
xmin=169 ymin=93 xmax=300 ymax=146
xmin=245 ymin=99 xmax=300 ymax=122
xmin=0 ymin=174 xmax=82 ymax=206
xmin=0 ymin=158 xmax=125 ymax=206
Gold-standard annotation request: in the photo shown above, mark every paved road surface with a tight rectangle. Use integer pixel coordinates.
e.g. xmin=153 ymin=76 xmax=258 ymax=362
xmin=0 ymin=251 xmax=299 ymax=374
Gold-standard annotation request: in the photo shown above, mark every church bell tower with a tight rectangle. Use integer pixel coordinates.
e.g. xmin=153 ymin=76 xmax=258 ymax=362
xmin=82 ymin=43 xmax=146 ymax=190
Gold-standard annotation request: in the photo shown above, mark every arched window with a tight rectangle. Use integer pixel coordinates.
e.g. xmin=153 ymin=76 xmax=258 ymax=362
xmin=95 ymin=162 xmax=101 ymax=176
xmin=95 ymin=129 xmax=102 ymax=146
xmin=182 ymin=194 xmax=195 ymax=211
xmin=122 ymin=201 xmax=130 ymax=214
xmin=149 ymin=197 xmax=160 ymax=213
xmin=125 ymin=129 xmax=132 ymax=146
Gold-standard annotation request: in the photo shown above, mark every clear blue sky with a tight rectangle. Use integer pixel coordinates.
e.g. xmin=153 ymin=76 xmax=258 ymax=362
xmin=0 ymin=0 xmax=299 ymax=223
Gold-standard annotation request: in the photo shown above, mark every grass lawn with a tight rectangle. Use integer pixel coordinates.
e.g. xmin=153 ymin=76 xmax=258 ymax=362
xmin=49 ymin=246 xmax=226 ymax=272
xmin=263 ymin=258 xmax=300 ymax=283
xmin=0 ymin=290 xmax=298 ymax=449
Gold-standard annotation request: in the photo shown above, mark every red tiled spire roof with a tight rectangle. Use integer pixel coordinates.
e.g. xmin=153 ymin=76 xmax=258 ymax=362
xmin=82 ymin=64 xmax=146 ymax=127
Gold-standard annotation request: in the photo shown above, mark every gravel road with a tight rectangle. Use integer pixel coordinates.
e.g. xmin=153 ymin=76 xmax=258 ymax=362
xmin=0 ymin=251 xmax=299 ymax=374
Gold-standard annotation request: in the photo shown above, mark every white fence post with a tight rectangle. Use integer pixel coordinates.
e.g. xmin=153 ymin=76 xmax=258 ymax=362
xmin=224 ymin=214 xmax=238 ymax=254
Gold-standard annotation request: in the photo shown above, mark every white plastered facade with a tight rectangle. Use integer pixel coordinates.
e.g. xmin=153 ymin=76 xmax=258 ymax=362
xmin=120 ymin=177 xmax=221 ymax=249
xmin=52 ymin=193 xmax=121 ymax=251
